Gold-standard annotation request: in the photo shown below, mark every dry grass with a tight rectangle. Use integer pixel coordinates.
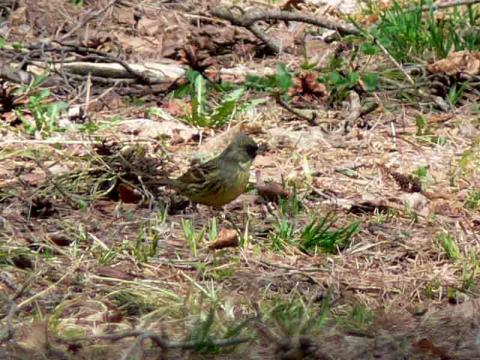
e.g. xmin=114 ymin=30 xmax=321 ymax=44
xmin=2 ymin=0 xmax=480 ymax=359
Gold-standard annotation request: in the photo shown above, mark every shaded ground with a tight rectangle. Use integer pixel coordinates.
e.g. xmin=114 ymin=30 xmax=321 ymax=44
xmin=2 ymin=0 xmax=480 ymax=359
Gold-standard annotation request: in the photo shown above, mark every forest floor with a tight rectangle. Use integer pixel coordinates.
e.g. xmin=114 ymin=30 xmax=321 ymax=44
xmin=2 ymin=0 xmax=480 ymax=359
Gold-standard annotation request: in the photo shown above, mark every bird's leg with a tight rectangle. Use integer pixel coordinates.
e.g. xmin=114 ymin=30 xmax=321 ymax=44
xmin=223 ymin=211 xmax=243 ymax=234
xmin=191 ymin=201 xmax=199 ymax=212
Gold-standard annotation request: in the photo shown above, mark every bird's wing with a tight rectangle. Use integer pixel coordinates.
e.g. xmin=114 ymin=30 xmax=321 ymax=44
xmin=176 ymin=159 xmax=218 ymax=185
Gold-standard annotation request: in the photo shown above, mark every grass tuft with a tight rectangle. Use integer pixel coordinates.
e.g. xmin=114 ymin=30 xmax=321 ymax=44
xmin=300 ymin=215 xmax=360 ymax=254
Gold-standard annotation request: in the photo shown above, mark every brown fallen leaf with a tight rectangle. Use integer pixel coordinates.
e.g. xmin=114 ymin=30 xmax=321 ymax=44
xmin=23 ymin=197 xmax=56 ymax=218
xmin=161 ymin=99 xmax=189 ymax=118
xmin=208 ymin=228 xmax=239 ymax=250
xmin=289 ymin=71 xmax=327 ymax=104
xmin=432 ymin=200 xmax=463 ymax=217
xmin=11 ymin=254 xmax=34 ymax=269
xmin=113 ymin=6 xmax=136 ymax=26
xmin=255 ymin=171 xmax=290 ymax=203
xmin=117 ymin=182 xmax=142 ymax=203
xmin=385 ymin=167 xmax=422 ymax=193
xmin=96 ymin=266 xmax=135 ymax=280
xmin=427 ymin=50 xmax=480 ymax=75
xmin=49 ymin=233 xmax=73 ymax=246
xmin=281 ymin=0 xmax=305 ymax=11
xmin=349 ymin=200 xmax=390 ymax=214
xmin=413 ymin=338 xmax=450 ymax=360
xmin=137 ymin=17 xmax=161 ymax=36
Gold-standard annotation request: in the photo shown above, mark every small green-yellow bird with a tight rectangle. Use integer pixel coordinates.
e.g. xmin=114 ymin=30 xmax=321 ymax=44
xmin=159 ymin=133 xmax=258 ymax=207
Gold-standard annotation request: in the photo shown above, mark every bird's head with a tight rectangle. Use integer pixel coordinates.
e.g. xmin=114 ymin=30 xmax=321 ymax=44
xmin=221 ymin=133 xmax=258 ymax=165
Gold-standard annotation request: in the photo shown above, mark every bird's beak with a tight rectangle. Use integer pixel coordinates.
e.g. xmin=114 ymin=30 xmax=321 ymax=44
xmin=256 ymin=142 xmax=268 ymax=156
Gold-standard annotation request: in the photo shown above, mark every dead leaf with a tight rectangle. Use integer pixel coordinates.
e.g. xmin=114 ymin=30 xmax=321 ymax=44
xmin=349 ymin=200 xmax=390 ymax=214
xmin=22 ymin=321 xmax=49 ymax=351
xmin=388 ymin=169 xmax=422 ymax=193
xmin=433 ymin=201 xmax=463 ymax=217
xmin=281 ymin=0 xmax=305 ymax=11
xmin=11 ymin=254 xmax=34 ymax=269
xmin=113 ymin=6 xmax=136 ymax=26
xmin=19 ymin=171 xmax=47 ymax=186
xmin=161 ymin=99 xmax=189 ymax=118
xmin=2 ymin=111 xmax=20 ymax=125
xmin=422 ymin=191 xmax=452 ymax=201
xmin=113 ymin=33 xmax=163 ymax=58
xmin=413 ymin=338 xmax=451 ymax=360
xmin=289 ymin=71 xmax=327 ymax=103
xmin=427 ymin=50 xmax=480 ymax=75
xmin=137 ymin=17 xmax=161 ymax=36
xmin=49 ymin=233 xmax=73 ymax=246
xmin=116 ymin=118 xmax=196 ymax=141
xmin=254 ymin=155 xmax=277 ymax=168
xmin=400 ymin=192 xmax=430 ymax=217
xmin=427 ymin=114 xmax=454 ymax=124
xmin=9 ymin=6 xmax=27 ymax=25
xmin=255 ymin=171 xmax=290 ymax=203
xmin=304 ymin=35 xmax=336 ymax=68
xmin=117 ymin=182 xmax=142 ymax=203
xmin=23 ymin=197 xmax=56 ymax=218
xmin=93 ymin=200 xmax=137 ymax=214
xmin=208 ymin=228 xmax=239 ymax=250
xmin=96 ymin=266 xmax=135 ymax=280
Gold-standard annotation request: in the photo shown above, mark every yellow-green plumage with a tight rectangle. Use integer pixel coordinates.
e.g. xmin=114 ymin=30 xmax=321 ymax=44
xmin=160 ymin=133 xmax=258 ymax=207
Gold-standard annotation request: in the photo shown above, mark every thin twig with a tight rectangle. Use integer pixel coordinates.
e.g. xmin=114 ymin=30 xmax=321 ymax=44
xmin=211 ymin=6 xmax=359 ymax=54
xmin=60 ymin=0 xmax=120 ymax=41
xmin=419 ymin=0 xmax=480 ymax=11
xmin=17 ymin=263 xmax=78 ymax=309
xmin=71 ymin=329 xmax=252 ymax=358
xmin=120 ymin=332 xmax=167 ymax=360
xmin=0 ymin=139 xmax=157 ymax=145
xmin=0 ymin=274 xmax=35 ymax=343
xmin=31 ymin=156 xmax=85 ymax=209
xmin=274 ymin=93 xmax=318 ymax=124
xmin=372 ymin=38 xmax=415 ymax=86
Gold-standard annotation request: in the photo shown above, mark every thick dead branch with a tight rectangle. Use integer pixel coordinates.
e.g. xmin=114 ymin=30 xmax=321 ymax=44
xmin=1 ymin=59 xmax=185 ymax=86
xmin=211 ymin=6 xmax=360 ymax=53
xmin=30 ymin=61 xmax=186 ymax=84
xmin=2 ymin=42 xmax=186 ymax=86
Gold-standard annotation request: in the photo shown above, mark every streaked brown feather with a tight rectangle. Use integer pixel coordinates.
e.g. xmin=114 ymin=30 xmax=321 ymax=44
xmin=159 ymin=133 xmax=257 ymax=207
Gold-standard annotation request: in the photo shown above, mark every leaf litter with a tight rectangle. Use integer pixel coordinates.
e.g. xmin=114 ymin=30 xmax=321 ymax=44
xmin=2 ymin=0 xmax=480 ymax=359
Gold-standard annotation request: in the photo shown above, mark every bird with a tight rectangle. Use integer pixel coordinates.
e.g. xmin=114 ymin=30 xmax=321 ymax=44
xmin=159 ymin=132 xmax=258 ymax=207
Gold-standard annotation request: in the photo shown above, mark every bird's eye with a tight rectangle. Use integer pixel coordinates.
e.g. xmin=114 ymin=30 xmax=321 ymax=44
xmin=245 ymin=144 xmax=258 ymax=157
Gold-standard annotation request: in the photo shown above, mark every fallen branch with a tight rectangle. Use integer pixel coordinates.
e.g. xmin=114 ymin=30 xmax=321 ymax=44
xmin=211 ymin=6 xmax=360 ymax=53
xmin=419 ymin=0 xmax=480 ymax=11
xmin=2 ymin=42 xmax=186 ymax=86
xmin=1 ymin=59 xmax=184 ymax=86
xmin=0 ymin=274 xmax=35 ymax=343
xmin=30 ymin=61 xmax=185 ymax=85
xmin=371 ymin=37 xmax=415 ymax=85
xmin=69 ymin=329 xmax=253 ymax=359
xmin=273 ymin=92 xmax=318 ymax=124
